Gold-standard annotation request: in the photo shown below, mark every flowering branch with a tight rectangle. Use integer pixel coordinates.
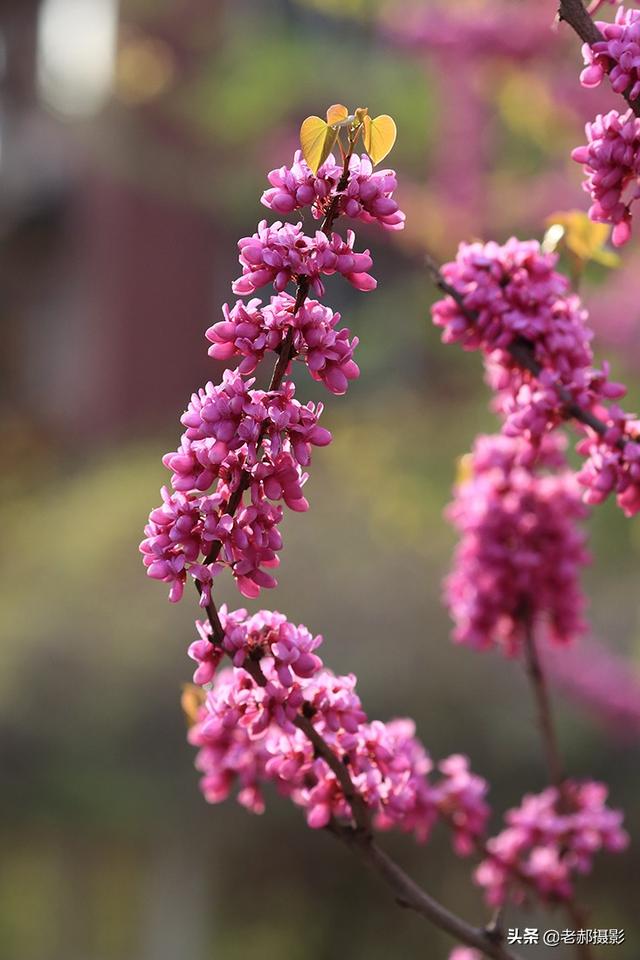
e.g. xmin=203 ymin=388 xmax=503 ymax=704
xmin=429 ymin=233 xmax=630 ymax=944
xmin=142 ymin=105 xmax=533 ymax=960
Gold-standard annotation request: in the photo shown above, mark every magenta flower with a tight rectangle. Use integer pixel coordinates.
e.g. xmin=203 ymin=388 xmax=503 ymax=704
xmin=262 ymin=151 xmax=405 ymax=231
xmin=581 ymin=7 xmax=640 ymax=100
xmin=206 ymin=293 xmax=360 ymax=395
xmin=476 ymin=781 xmax=628 ymax=905
xmin=432 ymin=239 xmax=626 ymax=446
xmin=576 ymin=405 xmax=640 ymax=515
xmin=188 ymin=632 xmax=489 ymax=848
xmin=233 ymin=220 xmax=376 ymax=298
xmin=445 ymin=434 xmax=590 ymax=653
xmin=572 ymin=109 xmax=640 ymax=246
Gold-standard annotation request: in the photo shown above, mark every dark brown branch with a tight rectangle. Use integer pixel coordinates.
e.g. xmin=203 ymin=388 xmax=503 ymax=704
xmin=558 ymin=0 xmax=601 ymax=45
xmin=328 ymin=823 xmax=524 ymax=960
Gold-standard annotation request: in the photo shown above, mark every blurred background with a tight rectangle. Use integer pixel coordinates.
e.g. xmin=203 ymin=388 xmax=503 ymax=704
xmin=1 ymin=1 xmax=640 ymax=957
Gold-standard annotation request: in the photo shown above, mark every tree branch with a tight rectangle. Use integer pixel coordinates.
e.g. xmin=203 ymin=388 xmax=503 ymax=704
xmin=328 ymin=823 xmax=525 ymax=960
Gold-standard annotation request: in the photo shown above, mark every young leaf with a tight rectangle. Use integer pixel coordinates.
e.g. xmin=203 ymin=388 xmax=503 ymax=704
xmin=362 ymin=113 xmax=397 ymax=165
xmin=181 ymin=683 xmax=205 ymax=727
xmin=326 ymin=103 xmax=349 ymax=125
xmin=300 ymin=115 xmax=339 ymax=173
xmin=545 ymin=210 xmax=620 ymax=268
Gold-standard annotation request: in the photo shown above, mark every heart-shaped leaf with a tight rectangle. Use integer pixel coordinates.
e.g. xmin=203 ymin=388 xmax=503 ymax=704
xmin=326 ymin=103 xmax=349 ymax=125
xmin=362 ymin=113 xmax=397 ymax=165
xmin=300 ymin=115 xmax=339 ymax=173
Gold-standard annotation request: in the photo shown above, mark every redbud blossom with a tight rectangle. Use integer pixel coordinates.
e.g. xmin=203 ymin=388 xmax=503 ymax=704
xmin=476 ymin=782 xmax=628 ymax=905
xmin=206 ymin=293 xmax=360 ymax=395
xmin=233 ymin=220 xmax=376 ymax=298
xmin=445 ymin=434 xmax=590 ymax=654
xmin=432 ymin=238 xmax=625 ymax=446
xmin=572 ymin=109 xmax=640 ymax=246
xmin=187 ymin=611 xmax=489 ymax=846
xmin=262 ymin=151 xmax=405 ymax=231
xmin=581 ymin=7 xmax=640 ymax=100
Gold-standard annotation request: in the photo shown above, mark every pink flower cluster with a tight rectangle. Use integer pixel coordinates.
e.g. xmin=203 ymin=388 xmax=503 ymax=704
xmin=432 ymin=237 xmax=640 ymax=516
xmin=233 ymin=220 xmax=376 ymax=298
xmin=572 ymin=109 xmax=640 ymax=246
xmin=262 ymin=151 xmax=405 ymax=231
xmin=576 ymin=405 xmax=640 ymax=515
xmin=432 ymin=239 xmax=625 ymax=444
xmin=445 ymin=434 xmax=590 ymax=654
xmin=206 ymin=293 xmax=359 ymax=395
xmin=476 ymin=781 xmax=629 ymax=905
xmin=581 ymin=7 xmax=640 ymax=100
xmin=140 ymin=374 xmax=330 ymax=601
xmin=575 ymin=8 xmax=640 ymax=243
xmin=189 ymin=606 xmax=323 ymax=688
xmin=187 ymin=608 xmax=490 ymax=844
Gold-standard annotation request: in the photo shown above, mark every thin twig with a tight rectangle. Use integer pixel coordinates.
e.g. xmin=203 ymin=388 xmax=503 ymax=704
xmin=522 ymin=616 xmax=565 ymax=790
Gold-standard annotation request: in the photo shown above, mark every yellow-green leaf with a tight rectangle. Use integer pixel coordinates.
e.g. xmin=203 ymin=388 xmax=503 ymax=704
xmin=181 ymin=683 xmax=205 ymax=727
xmin=362 ymin=113 xmax=397 ymax=165
xmin=544 ymin=210 xmax=620 ymax=268
xmin=455 ymin=453 xmax=473 ymax=487
xmin=326 ymin=103 xmax=349 ymax=125
xmin=300 ymin=115 xmax=339 ymax=173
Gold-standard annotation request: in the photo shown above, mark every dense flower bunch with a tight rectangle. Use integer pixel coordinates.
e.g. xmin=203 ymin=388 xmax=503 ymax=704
xmin=262 ymin=151 xmax=405 ymax=231
xmin=140 ymin=374 xmax=330 ymax=601
xmin=580 ymin=7 xmax=640 ymax=99
xmin=576 ymin=404 xmax=640 ymax=514
xmin=475 ymin=782 xmax=629 ymax=905
xmin=574 ymin=6 xmax=640 ymax=244
xmin=233 ymin=220 xmax=376 ymax=297
xmin=187 ymin=606 xmax=490 ymax=843
xmin=431 ymin=236 xmax=640 ymax=516
xmin=206 ymin=294 xmax=359 ymax=395
xmin=572 ymin=109 xmax=640 ymax=247
xmin=445 ymin=434 xmax=590 ymax=654
xmin=431 ymin=239 xmax=622 ymax=443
